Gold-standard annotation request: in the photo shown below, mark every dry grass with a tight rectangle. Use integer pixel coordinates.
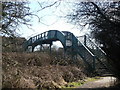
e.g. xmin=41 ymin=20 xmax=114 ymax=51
xmin=2 ymin=52 xmax=86 ymax=89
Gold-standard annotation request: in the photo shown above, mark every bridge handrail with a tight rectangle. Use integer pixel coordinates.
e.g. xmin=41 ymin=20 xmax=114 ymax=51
xmin=75 ymin=37 xmax=95 ymax=57
xmin=24 ymin=30 xmax=68 ymax=50
xmin=86 ymin=34 xmax=106 ymax=55
xmin=80 ymin=41 xmax=95 ymax=57
xmin=62 ymin=31 xmax=95 ymax=57
xmin=64 ymin=31 xmax=95 ymax=57
xmin=75 ymin=36 xmax=95 ymax=70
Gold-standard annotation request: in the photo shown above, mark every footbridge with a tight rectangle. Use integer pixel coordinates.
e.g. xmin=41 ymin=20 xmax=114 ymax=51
xmin=23 ymin=30 xmax=108 ymax=72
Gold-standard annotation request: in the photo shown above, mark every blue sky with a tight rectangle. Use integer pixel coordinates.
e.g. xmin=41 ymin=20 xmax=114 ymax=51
xmin=18 ymin=0 xmax=90 ymax=47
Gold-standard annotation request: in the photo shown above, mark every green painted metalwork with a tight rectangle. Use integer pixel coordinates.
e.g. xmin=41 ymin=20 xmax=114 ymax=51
xmin=23 ymin=30 xmax=107 ymax=72
xmin=23 ymin=30 xmax=66 ymax=51
xmin=83 ymin=35 xmax=108 ymax=69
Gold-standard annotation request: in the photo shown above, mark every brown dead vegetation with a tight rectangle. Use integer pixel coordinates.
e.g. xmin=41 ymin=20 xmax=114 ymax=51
xmin=2 ymin=52 xmax=86 ymax=89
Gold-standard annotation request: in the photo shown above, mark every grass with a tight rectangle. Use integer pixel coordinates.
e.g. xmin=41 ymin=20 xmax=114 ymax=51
xmin=61 ymin=76 xmax=101 ymax=88
xmin=61 ymin=81 xmax=83 ymax=88
xmin=87 ymin=77 xmax=100 ymax=82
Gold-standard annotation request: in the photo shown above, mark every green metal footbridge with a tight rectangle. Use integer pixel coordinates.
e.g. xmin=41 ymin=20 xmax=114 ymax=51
xmin=23 ymin=30 xmax=109 ymax=72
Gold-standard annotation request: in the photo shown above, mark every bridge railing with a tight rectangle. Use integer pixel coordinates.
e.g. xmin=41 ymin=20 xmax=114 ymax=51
xmin=31 ymin=31 xmax=48 ymax=43
xmin=85 ymin=35 xmax=106 ymax=59
xmin=64 ymin=33 xmax=96 ymax=71
xmin=23 ymin=31 xmax=49 ymax=49
xmin=84 ymin=35 xmax=109 ymax=69
xmin=76 ymin=36 xmax=84 ymax=44
xmin=77 ymin=40 xmax=96 ymax=71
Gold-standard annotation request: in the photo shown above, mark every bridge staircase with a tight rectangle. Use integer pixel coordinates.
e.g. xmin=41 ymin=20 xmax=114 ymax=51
xmin=62 ymin=32 xmax=111 ymax=74
xmin=82 ymin=35 xmax=111 ymax=75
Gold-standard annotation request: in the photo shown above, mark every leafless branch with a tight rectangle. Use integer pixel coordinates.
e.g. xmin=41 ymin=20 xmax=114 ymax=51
xmin=37 ymin=1 xmax=61 ymax=12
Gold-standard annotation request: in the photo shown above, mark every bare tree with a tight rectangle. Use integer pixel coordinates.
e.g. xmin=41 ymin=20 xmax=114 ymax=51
xmin=1 ymin=0 xmax=62 ymax=37
xmin=68 ymin=1 xmax=120 ymax=80
xmin=1 ymin=1 xmax=34 ymax=36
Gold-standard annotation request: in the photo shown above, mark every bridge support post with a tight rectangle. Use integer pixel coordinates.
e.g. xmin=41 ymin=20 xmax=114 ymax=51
xmin=32 ymin=46 xmax=34 ymax=52
xmin=49 ymin=43 xmax=52 ymax=54
xmin=92 ymin=56 xmax=96 ymax=71
xmin=40 ymin=44 xmax=43 ymax=52
xmin=84 ymin=35 xmax=87 ymax=46
xmin=63 ymin=48 xmax=66 ymax=59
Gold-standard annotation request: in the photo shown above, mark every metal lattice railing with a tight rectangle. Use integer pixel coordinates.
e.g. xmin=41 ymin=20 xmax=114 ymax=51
xmin=85 ymin=35 xmax=105 ymax=57
xmin=85 ymin=35 xmax=108 ymax=69
xmin=77 ymin=40 xmax=96 ymax=71
xmin=76 ymin=34 xmax=109 ymax=70
xmin=24 ymin=31 xmax=49 ymax=48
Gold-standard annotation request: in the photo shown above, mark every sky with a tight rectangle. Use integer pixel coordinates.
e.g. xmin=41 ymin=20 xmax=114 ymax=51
xmin=18 ymin=0 xmax=90 ymax=47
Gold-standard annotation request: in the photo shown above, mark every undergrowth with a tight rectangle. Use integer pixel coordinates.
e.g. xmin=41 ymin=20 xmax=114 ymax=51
xmin=2 ymin=52 xmax=86 ymax=89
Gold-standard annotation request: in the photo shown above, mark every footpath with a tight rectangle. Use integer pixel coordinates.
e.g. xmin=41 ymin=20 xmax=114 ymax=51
xmin=77 ymin=76 xmax=116 ymax=89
